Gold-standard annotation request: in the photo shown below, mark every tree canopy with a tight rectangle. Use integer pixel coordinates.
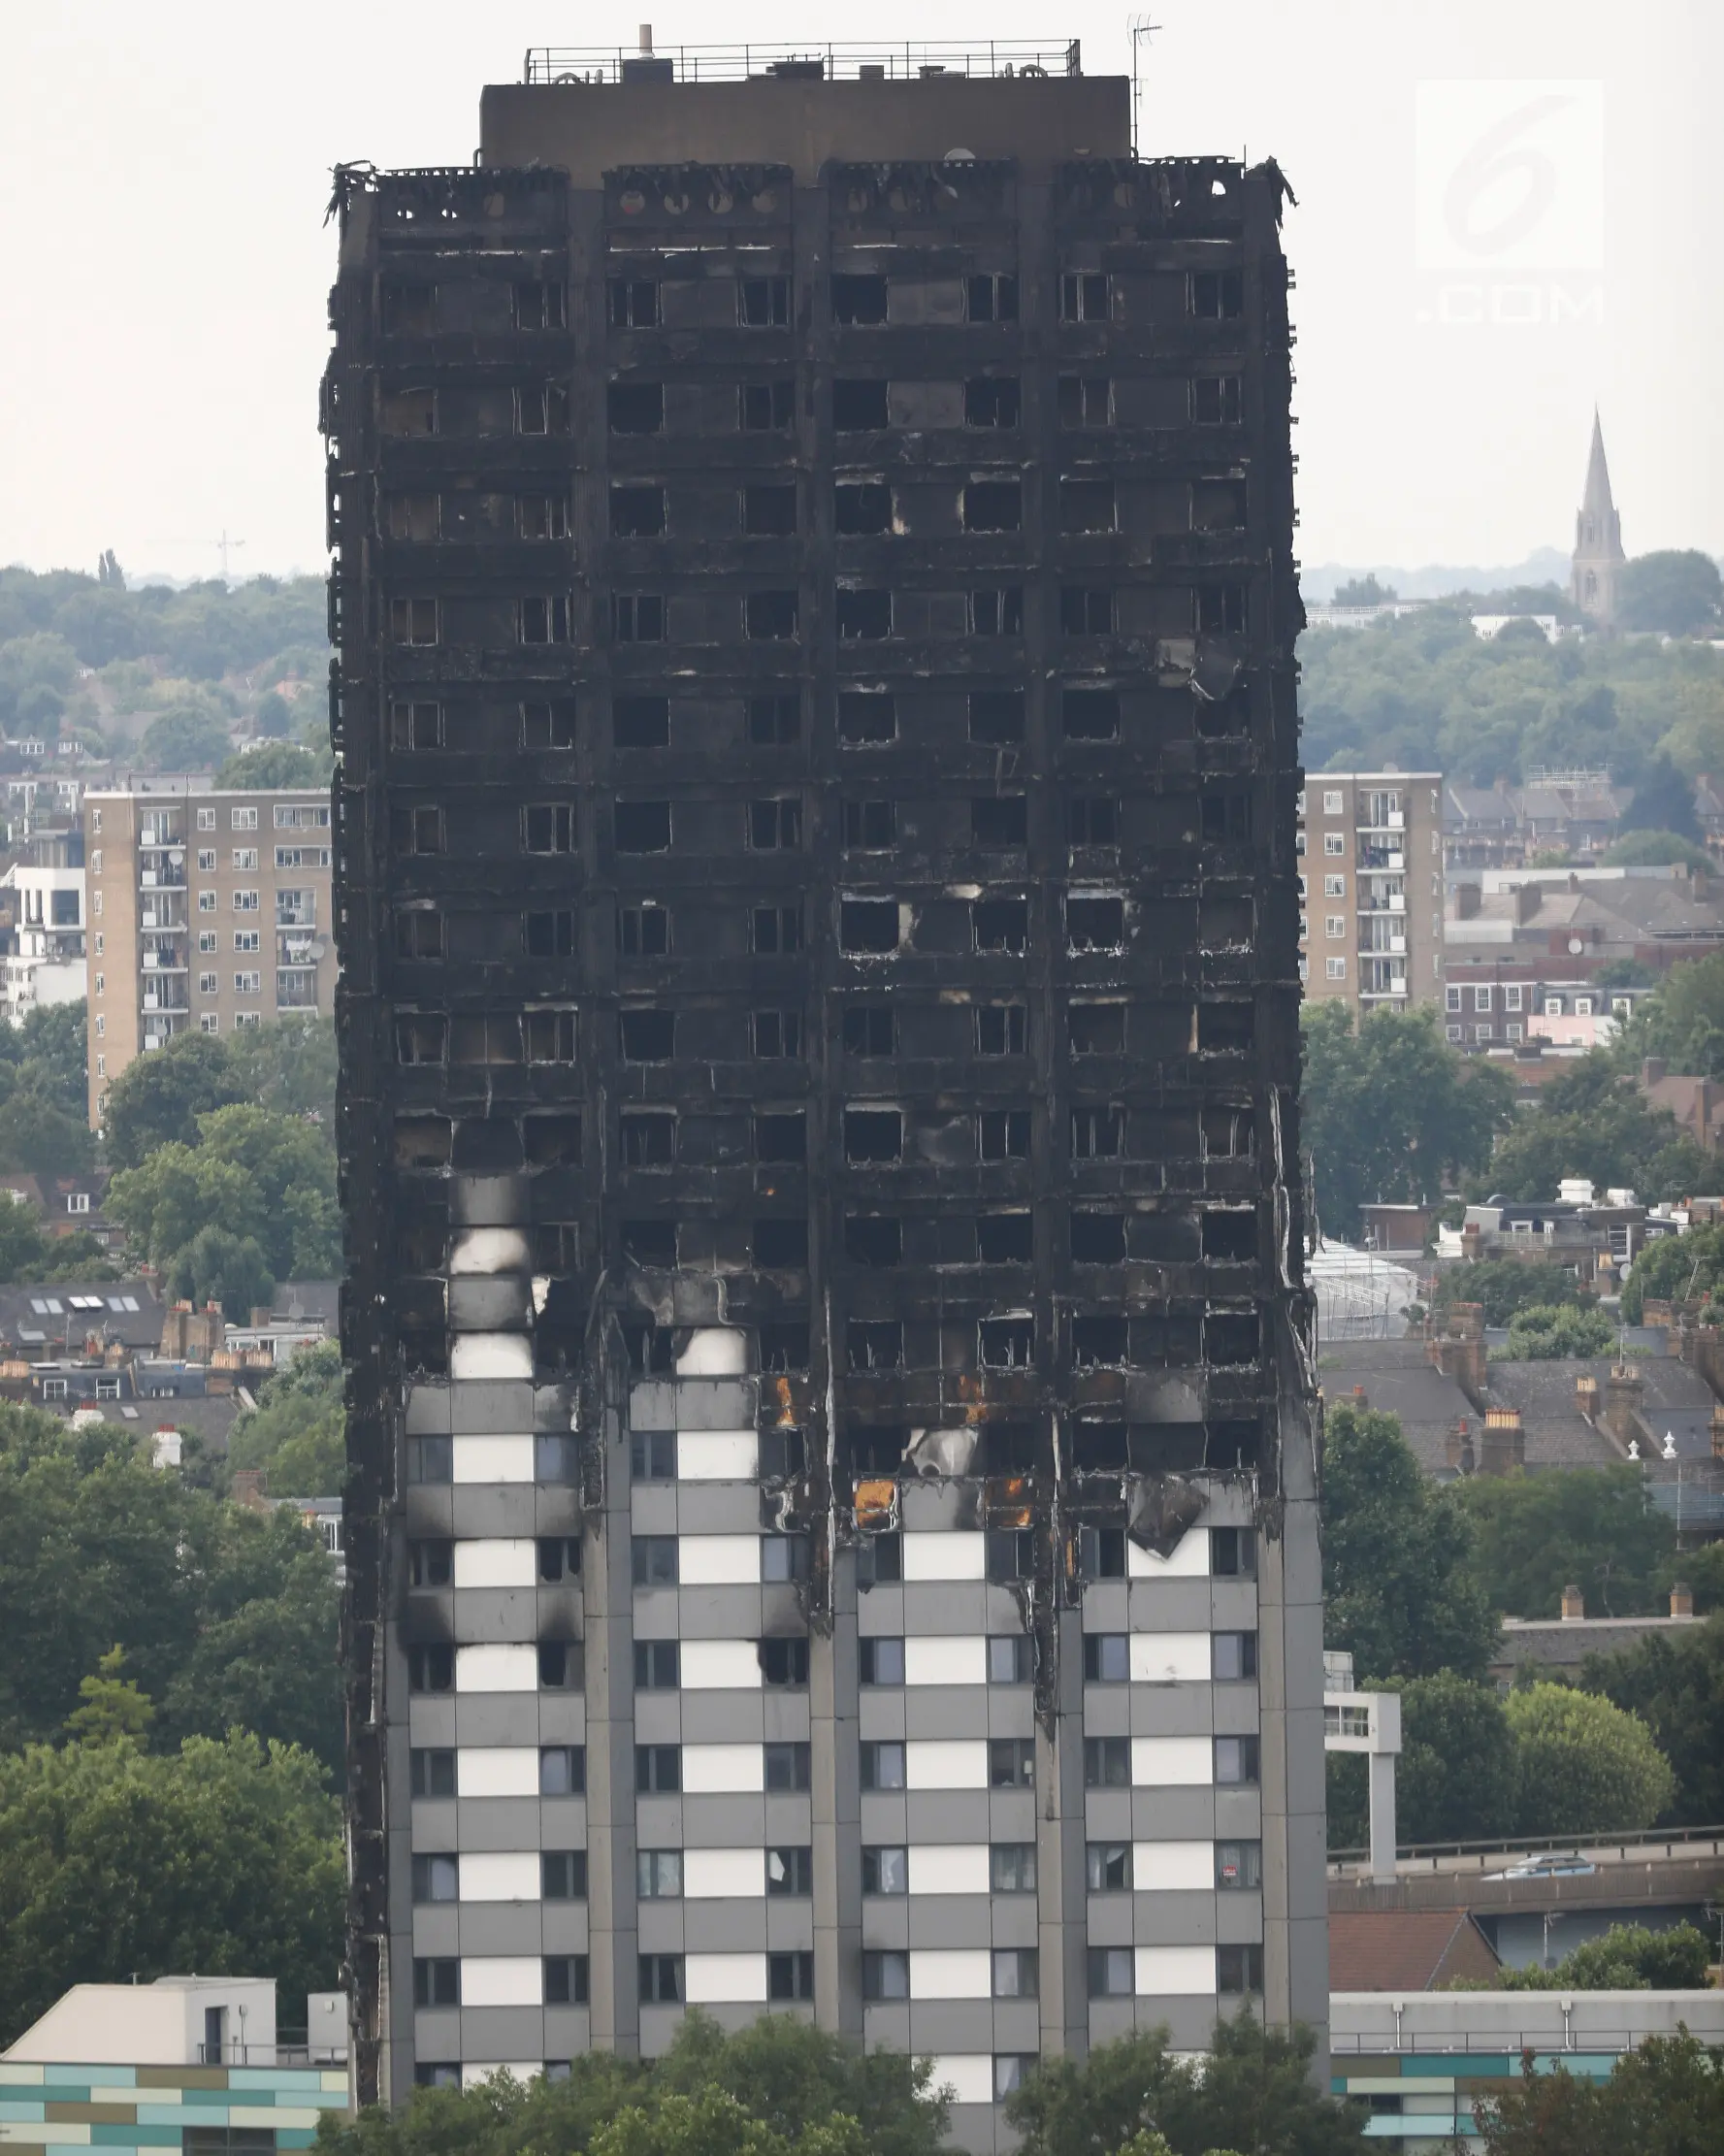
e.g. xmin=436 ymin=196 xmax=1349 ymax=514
xmin=1300 ymin=1004 xmax=1514 ymax=1241
xmin=1616 ymin=550 xmax=1724 ymax=637
xmin=1505 ymin=1682 xmax=1675 ymax=1837
xmin=1452 ymin=1465 xmax=1675 ymax=1620
xmin=316 ymin=2014 xmax=950 ymax=2156
xmin=1320 ymin=1405 xmax=1498 ymax=1682
xmin=1497 ymin=1920 xmax=1711 ymax=1993
xmin=1476 ymin=2031 xmax=1724 ymax=2156
xmin=1581 ymin=1616 xmax=1724 ymax=1826
xmin=1618 ymin=949 xmax=1724 ymax=1085
xmin=0 ymin=1403 xmax=341 ymax=1769
xmin=1432 ymin=1259 xmax=1591 ymax=1327
xmin=1620 ymin=1220 xmax=1724 ymax=1323
xmin=1479 ymin=1052 xmax=1711 ymax=1205
xmin=102 ymin=1020 xmax=335 ymax=1166
xmin=1490 ymin=1304 xmax=1617 ymax=1360
xmin=0 ymin=1732 xmax=342 ymax=2048
xmin=1001 ymin=2018 xmax=1363 ymax=2156
xmin=214 ymin=740 xmax=332 ymax=789
xmin=227 ymin=1341 xmax=346 ymax=1497
xmin=1300 ymin=601 xmax=1724 ymax=783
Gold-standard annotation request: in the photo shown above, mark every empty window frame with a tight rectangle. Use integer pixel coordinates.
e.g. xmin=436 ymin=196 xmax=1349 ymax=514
xmin=964 ymin=376 xmax=1020 ymax=428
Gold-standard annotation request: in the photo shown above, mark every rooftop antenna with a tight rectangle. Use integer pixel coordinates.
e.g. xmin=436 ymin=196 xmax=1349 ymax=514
xmin=1128 ymin=16 xmax=1161 ymax=157
xmin=212 ymin=530 xmax=246 ymax=583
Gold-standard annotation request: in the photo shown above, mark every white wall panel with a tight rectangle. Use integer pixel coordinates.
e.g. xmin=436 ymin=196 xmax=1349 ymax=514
xmin=1129 ymin=1633 xmax=1211 ymax=1683
xmin=456 ymin=1747 xmax=539 ymax=1797
xmin=910 ymin=1949 xmax=992 ymax=1999
xmin=1135 ymin=1945 xmax=1217 ymax=1995
xmin=929 ymin=2056 xmax=994 ymax=2106
xmin=459 ymin=1957 xmax=541 ymax=2007
xmin=452 ymin=1435 xmax=535 ymax=1485
xmin=455 ymin=1644 xmax=537 ymax=1693
xmin=678 ymin=1534 xmax=760 ymax=1584
xmin=908 ymin=1844 xmax=989 ymax=1895
xmin=1131 ymin=1736 xmax=1213 ymax=1785
xmin=684 ymin=1952 xmax=767 ymax=2003
xmin=905 ymin=1740 xmax=989 ymax=1789
xmin=677 ymin=1431 xmax=758 ymax=1480
xmin=904 ymin=1635 xmax=987 ymax=1687
xmin=1127 ymin=1528 xmax=1210 ymax=1577
xmin=682 ymin=1743 xmax=764 ymax=1793
xmin=449 ymin=1335 xmax=534 ymax=1382
xmin=1131 ymin=1841 xmax=1214 ymax=1891
xmin=683 ymin=1846 xmax=765 ymax=1899
xmin=461 ymin=1850 xmax=541 ymax=1901
xmin=679 ymin=1639 xmax=762 ymax=1689
xmin=901 ymin=1531 xmax=986 ymax=1582
xmin=453 ymin=1539 xmax=537 ymax=1588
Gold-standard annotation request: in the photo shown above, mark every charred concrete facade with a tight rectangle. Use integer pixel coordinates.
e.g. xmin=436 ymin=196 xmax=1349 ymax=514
xmin=323 ymin=48 xmax=1323 ymax=2136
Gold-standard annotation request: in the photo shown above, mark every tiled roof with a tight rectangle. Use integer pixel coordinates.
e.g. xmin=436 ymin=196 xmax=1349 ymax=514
xmin=1328 ymin=1911 xmax=1501 ymax=1992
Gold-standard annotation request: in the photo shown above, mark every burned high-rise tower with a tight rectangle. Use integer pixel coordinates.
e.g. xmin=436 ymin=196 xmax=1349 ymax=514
xmin=323 ymin=38 xmax=1323 ymax=2137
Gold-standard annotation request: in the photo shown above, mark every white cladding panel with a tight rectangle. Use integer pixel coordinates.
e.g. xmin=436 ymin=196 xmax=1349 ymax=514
xmin=682 ymin=1743 xmax=764 ymax=1793
xmin=901 ymin=1531 xmax=986 ymax=1582
xmin=678 ymin=1534 xmax=760 ymax=1584
xmin=908 ymin=1844 xmax=990 ymax=1895
xmin=452 ymin=1435 xmax=536 ymax=1485
xmin=456 ymin=1747 xmax=539 ymax=1797
xmin=906 ymin=1740 xmax=989 ymax=1790
xmin=683 ymin=1846 xmax=766 ymax=1899
xmin=677 ymin=1431 xmax=758 ymax=1480
xmin=930 ymin=2057 xmax=994 ymax=2106
xmin=455 ymin=1644 xmax=537 ymax=1693
xmin=459 ymin=1957 xmax=542 ymax=2007
xmin=449 ymin=1335 xmax=534 ymax=1382
xmin=1128 ymin=1633 xmax=1212 ymax=1683
xmin=679 ymin=1639 xmax=762 ymax=1689
xmin=684 ymin=1953 xmax=767 ymax=2003
xmin=910 ymin=1949 xmax=992 ymax=1999
xmin=1135 ymin=1945 xmax=1218 ymax=1995
xmin=904 ymin=1635 xmax=987 ymax=1687
xmin=1131 ymin=1736 xmax=1214 ymax=1785
xmin=1131 ymin=1841 xmax=1215 ymax=1891
xmin=453 ymin=1539 xmax=537 ymax=1588
xmin=461 ymin=1851 xmax=541 ymax=1901
xmin=1127 ymin=1529 xmax=1210 ymax=1578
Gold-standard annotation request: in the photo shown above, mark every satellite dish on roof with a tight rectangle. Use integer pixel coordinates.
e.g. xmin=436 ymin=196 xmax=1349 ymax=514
xmin=944 ymin=147 xmax=976 ymax=161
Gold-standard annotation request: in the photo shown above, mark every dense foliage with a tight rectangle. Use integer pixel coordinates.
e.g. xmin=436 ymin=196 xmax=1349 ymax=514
xmin=1300 ymin=600 xmax=1724 ymax=782
xmin=214 ymin=740 xmax=332 ymax=788
xmin=227 ymin=1342 xmax=346 ymax=1497
xmin=1497 ymin=1921 xmax=1711 ymax=1992
xmin=1479 ymin=1053 xmax=1711 ymax=1205
xmin=1453 ymin=1466 xmax=1675 ymax=1619
xmin=1300 ymin=1004 xmax=1514 ymax=1239
xmin=102 ymin=1019 xmax=335 ymax=1167
xmin=1618 ymin=949 xmax=1724 ymax=1085
xmin=1581 ymin=1616 xmax=1724 ymax=1826
xmin=316 ymin=2014 xmax=951 ymax=2156
xmin=1620 ymin=1221 xmax=1724 ymax=1324
xmin=1319 ymin=1406 xmax=1498 ymax=1682
xmin=1327 ymin=1670 xmax=1518 ymax=1850
xmin=1431 ymin=1259 xmax=1592 ymax=1327
xmin=1475 ymin=2031 xmax=1724 ymax=2155
xmin=1001 ymin=2018 xmax=1363 ymax=2156
xmin=0 ymin=1001 xmax=98 ymax=1188
xmin=0 ymin=1403 xmax=341 ymax=1768
xmin=1489 ymin=1304 xmax=1617 ymax=1360
xmin=0 ymin=1731 xmax=342 ymax=2047
xmin=1505 ymin=1682 xmax=1675 ymax=1836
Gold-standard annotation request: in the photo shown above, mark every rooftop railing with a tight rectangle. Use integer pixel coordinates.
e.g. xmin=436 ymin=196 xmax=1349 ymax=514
xmin=524 ymin=42 xmax=1082 ymax=86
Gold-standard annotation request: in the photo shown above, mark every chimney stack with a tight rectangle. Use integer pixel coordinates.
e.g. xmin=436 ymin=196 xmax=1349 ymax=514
xmin=1671 ymin=1583 xmax=1695 ymax=1620
xmin=1480 ymin=1404 xmax=1525 ymax=1475
xmin=1604 ymin=1363 xmax=1644 ymax=1447
xmin=1560 ymin=1584 xmax=1584 ymax=1621
xmin=1576 ymin=1373 xmax=1600 ymax=1421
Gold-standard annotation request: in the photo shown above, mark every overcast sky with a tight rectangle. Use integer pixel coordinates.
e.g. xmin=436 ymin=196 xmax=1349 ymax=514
xmin=1 ymin=0 xmax=1716 ymax=584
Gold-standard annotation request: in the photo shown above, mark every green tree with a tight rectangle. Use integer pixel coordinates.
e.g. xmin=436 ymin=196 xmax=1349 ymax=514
xmin=100 ymin=1030 xmax=246 ymax=1165
xmin=1477 ymin=2031 xmax=1724 ymax=2156
xmin=1617 ymin=550 xmax=1724 ymax=637
xmin=1603 ymin=830 xmax=1713 ymax=870
xmin=1616 ymin=752 xmax=1702 ymax=840
xmin=12 ymin=1000 xmax=90 ymax=1116
xmin=139 ymin=703 xmax=233 ymax=772
xmin=0 ymin=1199 xmax=51 ymax=1284
xmin=315 ymin=2014 xmax=949 ymax=2156
xmin=1581 ymin=1615 xmax=1724 ymax=1825
xmin=64 ymin=1647 xmax=154 ymax=1746
xmin=1481 ymin=1051 xmax=1711 ymax=1204
xmin=1453 ymin=1465 xmax=1675 ymax=1619
xmin=1301 ymin=1003 xmax=1514 ymax=1241
xmin=1394 ymin=1673 xmax=1517 ymax=1843
xmin=1332 ymin=574 xmax=1396 ymax=605
xmin=227 ymin=1342 xmax=346 ymax=1497
xmin=1499 ymin=1920 xmax=1711 ymax=1991
xmin=253 ymin=690 xmax=292 ymax=737
xmin=0 ymin=1407 xmax=342 ymax=1770
xmin=225 ymin=1015 xmax=337 ymax=1125
xmin=0 ymin=1732 xmax=342 ymax=2046
xmin=0 ymin=1092 xmax=94 ymax=1179
xmin=215 ymin=741 xmax=330 ymax=789
xmin=106 ymin=1100 xmax=338 ymax=1290
xmin=1491 ymin=1303 xmax=1617 ymax=1360
xmin=1619 ymin=1220 xmax=1724 ymax=1323
xmin=165 ymin=1225 xmax=275 ymax=1322
xmin=1432 ymin=1259 xmax=1589 ymax=1327
xmin=1507 ymin=1682 xmax=1675 ymax=1836
xmin=1620 ymin=950 xmax=1724 ymax=1086
xmin=1003 ymin=2018 xmax=1364 ymax=2156
xmin=1321 ymin=1405 xmax=1499 ymax=1682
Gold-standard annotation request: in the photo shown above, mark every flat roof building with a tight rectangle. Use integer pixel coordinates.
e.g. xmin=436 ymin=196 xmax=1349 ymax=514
xmin=325 ymin=39 xmax=1321 ymax=2132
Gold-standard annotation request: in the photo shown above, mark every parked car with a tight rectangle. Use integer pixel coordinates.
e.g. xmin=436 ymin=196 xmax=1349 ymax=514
xmin=1485 ymin=1850 xmax=1597 ymax=1879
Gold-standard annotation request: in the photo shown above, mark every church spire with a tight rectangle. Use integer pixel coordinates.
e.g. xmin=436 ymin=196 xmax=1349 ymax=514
xmin=1572 ymin=408 xmax=1624 ymax=629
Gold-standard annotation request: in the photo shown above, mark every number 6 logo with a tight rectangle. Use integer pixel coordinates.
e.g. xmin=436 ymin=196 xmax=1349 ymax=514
xmin=1444 ymin=93 xmax=1569 ymax=260
xmin=1415 ymin=81 xmax=1604 ymax=274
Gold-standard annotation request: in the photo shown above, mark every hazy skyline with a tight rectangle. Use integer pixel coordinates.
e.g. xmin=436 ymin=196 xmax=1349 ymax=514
xmin=2 ymin=0 xmax=1718 ymax=584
